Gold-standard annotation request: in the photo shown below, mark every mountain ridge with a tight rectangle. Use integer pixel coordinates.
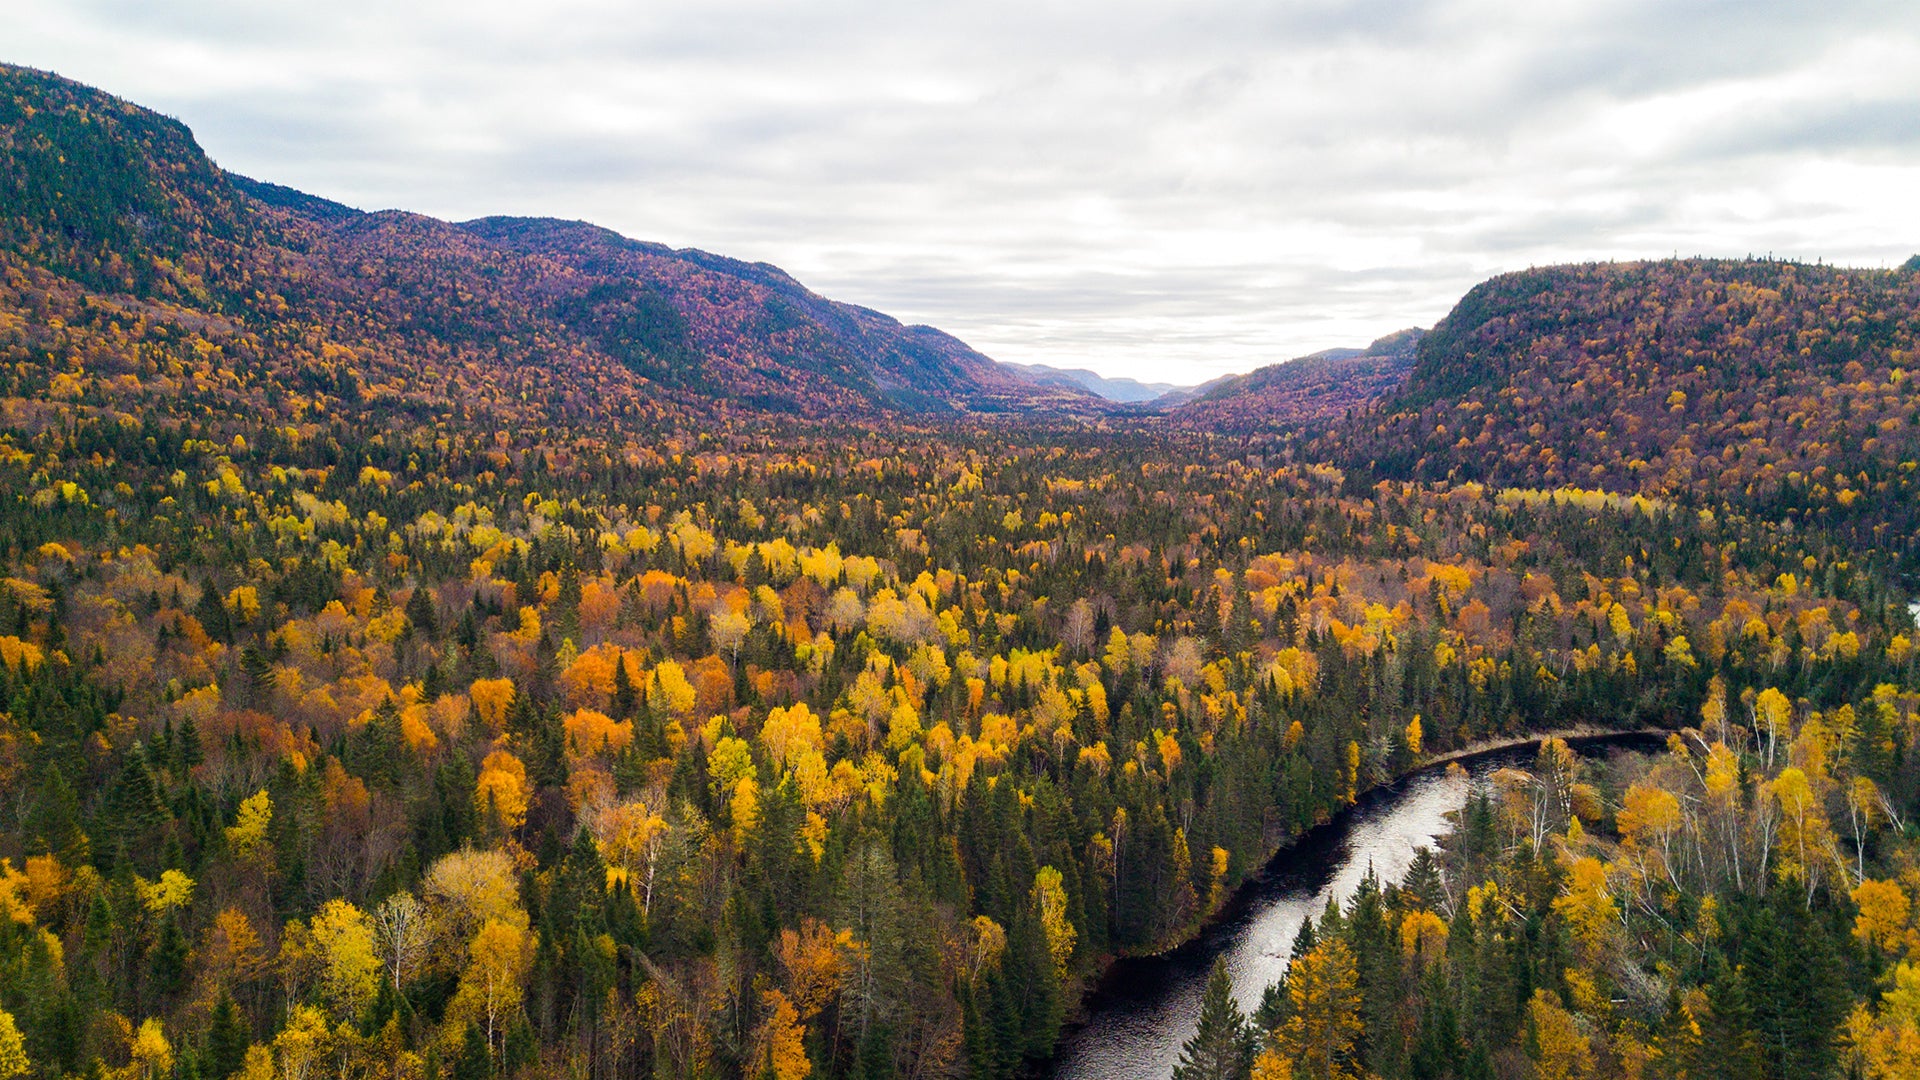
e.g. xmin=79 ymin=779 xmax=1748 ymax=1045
xmin=1000 ymin=361 xmax=1187 ymax=403
xmin=0 ymin=62 xmax=1103 ymax=419
xmin=1164 ymin=328 xmax=1425 ymax=429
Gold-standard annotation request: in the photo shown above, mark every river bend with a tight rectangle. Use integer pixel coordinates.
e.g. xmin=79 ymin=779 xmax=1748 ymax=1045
xmin=1044 ymin=761 xmax=1487 ymax=1080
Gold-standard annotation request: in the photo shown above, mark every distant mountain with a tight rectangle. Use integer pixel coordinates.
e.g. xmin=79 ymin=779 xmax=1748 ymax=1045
xmin=1166 ymin=330 xmax=1424 ymax=429
xmin=0 ymin=63 xmax=1101 ymax=420
xmin=999 ymin=362 xmax=1186 ymax=403
xmin=1311 ymin=260 xmax=1920 ymax=562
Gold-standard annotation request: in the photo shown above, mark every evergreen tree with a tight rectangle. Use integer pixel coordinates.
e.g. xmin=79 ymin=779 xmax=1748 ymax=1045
xmin=204 ymin=996 xmax=249 ymax=1080
xmin=1740 ymin=890 xmax=1845 ymax=1080
xmin=405 ymin=584 xmax=439 ymax=639
xmin=451 ymin=1022 xmax=491 ymax=1080
xmin=1689 ymin=963 xmax=1764 ymax=1080
xmin=1174 ymin=956 xmax=1252 ymax=1080
xmin=101 ymin=745 xmax=170 ymax=872
xmin=149 ymin=912 xmax=189 ymax=999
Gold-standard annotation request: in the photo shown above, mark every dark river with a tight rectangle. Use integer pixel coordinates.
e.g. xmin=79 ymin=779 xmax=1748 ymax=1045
xmin=1043 ymin=738 xmax=1656 ymax=1080
xmin=1042 ymin=764 xmax=1474 ymax=1079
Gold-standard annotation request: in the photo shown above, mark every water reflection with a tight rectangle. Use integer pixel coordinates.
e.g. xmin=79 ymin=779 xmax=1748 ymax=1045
xmin=1045 ymin=765 xmax=1477 ymax=1080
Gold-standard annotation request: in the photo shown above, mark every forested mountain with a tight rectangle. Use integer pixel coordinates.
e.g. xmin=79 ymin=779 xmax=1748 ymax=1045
xmin=2 ymin=63 xmax=1920 ymax=1080
xmin=1312 ymin=261 xmax=1920 ymax=567
xmin=1167 ymin=330 xmax=1425 ymax=430
xmin=0 ymin=64 xmax=1096 ymax=419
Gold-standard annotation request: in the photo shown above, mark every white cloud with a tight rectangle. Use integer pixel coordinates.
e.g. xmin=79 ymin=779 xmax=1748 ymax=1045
xmin=6 ymin=0 xmax=1920 ymax=382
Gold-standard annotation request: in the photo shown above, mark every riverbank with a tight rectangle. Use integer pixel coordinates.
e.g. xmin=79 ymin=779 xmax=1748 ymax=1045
xmin=1419 ymin=725 xmax=1677 ymax=770
xmin=1039 ymin=725 xmax=1673 ymax=1078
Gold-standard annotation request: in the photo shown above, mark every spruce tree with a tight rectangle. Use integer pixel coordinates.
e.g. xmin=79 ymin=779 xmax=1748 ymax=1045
xmin=204 ymin=996 xmax=249 ymax=1080
xmin=404 ymin=584 xmax=439 ymax=638
xmin=1690 ymin=962 xmax=1764 ymax=1080
xmin=1173 ymin=956 xmax=1252 ymax=1080
xmin=1741 ymin=890 xmax=1845 ymax=1080
xmin=451 ymin=1022 xmax=491 ymax=1080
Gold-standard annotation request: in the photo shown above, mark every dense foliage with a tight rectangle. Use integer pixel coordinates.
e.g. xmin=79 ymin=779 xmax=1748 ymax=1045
xmin=0 ymin=62 xmax=1918 ymax=1080
xmin=0 ymin=65 xmax=1092 ymax=424
xmin=1169 ymin=331 xmax=1423 ymax=432
xmin=1312 ymin=260 xmax=1920 ymax=570
xmin=1181 ymin=719 xmax=1920 ymax=1080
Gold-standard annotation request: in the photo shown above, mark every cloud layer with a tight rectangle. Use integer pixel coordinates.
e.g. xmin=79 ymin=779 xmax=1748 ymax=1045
xmin=10 ymin=0 xmax=1920 ymax=381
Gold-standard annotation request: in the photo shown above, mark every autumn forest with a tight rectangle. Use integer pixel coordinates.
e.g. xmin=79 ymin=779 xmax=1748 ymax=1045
xmin=3 ymin=63 xmax=1920 ymax=1080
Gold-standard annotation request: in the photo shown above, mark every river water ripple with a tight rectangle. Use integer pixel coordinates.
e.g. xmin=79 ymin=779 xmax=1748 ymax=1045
xmin=1044 ymin=762 xmax=1486 ymax=1080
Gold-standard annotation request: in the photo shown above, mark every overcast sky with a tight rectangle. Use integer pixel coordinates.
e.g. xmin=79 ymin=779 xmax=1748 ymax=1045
xmin=8 ymin=1 xmax=1920 ymax=383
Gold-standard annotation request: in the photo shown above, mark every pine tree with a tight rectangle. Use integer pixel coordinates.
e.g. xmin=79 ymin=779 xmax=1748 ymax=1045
xmin=1175 ymin=956 xmax=1253 ymax=1080
xmin=405 ymin=584 xmax=439 ymax=639
xmin=451 ymin=1022 xmax=491 ymax=1080
xmin=239 ymin=643 xmax=275 ymax=707
xmin=102 ymin=745 xmax=170 ymax=872
xmin=204 ymin=996 xmax=249 ymax=1080
xmin=1403 ymin=848 xmax=1444 ymax=911
xmin=1740 ymin=890 xmax=1844 ymax=1080
xmin=149 ymin=912 xmax=189 ymax=998
xmin=1687 ymin=963 xmax=1763 ymax=1080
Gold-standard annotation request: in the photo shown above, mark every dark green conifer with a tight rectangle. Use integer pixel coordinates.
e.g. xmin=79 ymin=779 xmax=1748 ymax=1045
xmin=205 ymin=995 xmax=250 ymax=1080
xmin=1173 ymin=956 xmax=1252 ymax=1080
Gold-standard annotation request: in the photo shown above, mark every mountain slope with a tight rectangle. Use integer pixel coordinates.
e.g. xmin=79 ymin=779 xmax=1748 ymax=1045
xmin=1166 ymin=329 xmax=1423 ymax=430
xmin=1000 ymin=361 xmax=1185 ymax=403
xmin=0 ymin=63 xmax=1096 ymax=420
xmin=1312 ymin=259 xmax=1920 ymax=563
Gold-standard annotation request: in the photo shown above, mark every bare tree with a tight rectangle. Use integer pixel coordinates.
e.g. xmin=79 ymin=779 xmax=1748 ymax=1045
xmin=372 ymin=891 xmax=430 ymax=993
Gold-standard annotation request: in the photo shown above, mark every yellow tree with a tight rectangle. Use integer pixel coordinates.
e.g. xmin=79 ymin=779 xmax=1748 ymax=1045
xmin=201 ymin=907 xmax=270 ymax=997
xmin=1616 ymin=783 xmax=1683 ymax=893
xmin=648 ymin=660 xmax=697 ymax=719
xmin=1399 ymin=910 xmax=1448 ymax=968
xmin=0 ymin=1009 xmax=24 ymax=1080
xmin=474 ymin=749 xmax=530 ymax=832
xmin=273 ymin=1006 xmax=333 ymax=1080
xmin=1250 ymin=1047 xmax=1294 ymax=1080
xmin=1771 ymin=766 xmax=1837 ymax=904
xmin=453 ymin=919 xmax=537 ymax=1055
xmin=1527 ymin=989 xmax=1593 ymax=1080
xmin=730 ymin=776 xmax=761 ymax=846
xmin=309 ymin=898 xmax=380 ymax=1019
xmin=593 ymin=798 xmax=670 ymax=917
xmin=1754 ymin=687 xmax=1792 ymax=768
xmin=775 ymin=918 xmax=855 ymax=1019
xmin=1278 ymin=937 xmax=1361 ymax=1080
xmin=1853 ymin=879 xmax=1912 ymax=957
xmin=1552 ymin=857 xmax=1618 ymax=1002
xmin=422 ymin=848 xmax=525 ymax=957
xmin=129 ymin=1018 xmax=172 ymax=1079
xmin=759 ymin=989 xmax=811 ymax=1080
xmin=962 ymin=916 xmax=1006 ymax=985
xmin=761 ymin=703 xmax=825 ymax=772
xmin=469 ymin=678 xmax=516 ymax=735
xmin=1032 ymin=866 xmax=1077 ymax=979
xmin=226 ymin=789 xmax=272 ymax=863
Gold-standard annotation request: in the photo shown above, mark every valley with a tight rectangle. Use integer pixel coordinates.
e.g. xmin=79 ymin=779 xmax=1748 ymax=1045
xmin=0 ymin=63 xmax=1918 ymax=1080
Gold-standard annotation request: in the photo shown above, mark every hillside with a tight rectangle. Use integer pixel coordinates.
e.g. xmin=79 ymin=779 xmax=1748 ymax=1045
xmin=0 ymin=63 xmax=1095 ymax=422
xmin=1313 ymin=260 xmax=1920 ymax=566
xmin=1165 ymin=329 xmax=1424 ymax=429
xmin=999 ymin=361 xmax=1185 ymax=403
